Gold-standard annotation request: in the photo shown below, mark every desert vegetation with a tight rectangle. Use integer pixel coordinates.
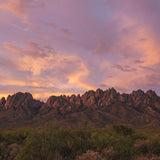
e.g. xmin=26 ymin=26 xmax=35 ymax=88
xmin=0 ymin=124 xmax=160 ymax=160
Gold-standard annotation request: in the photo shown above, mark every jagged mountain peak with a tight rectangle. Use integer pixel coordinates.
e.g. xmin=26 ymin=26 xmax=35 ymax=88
xmin=131 ymin=89 xmax=144 ymax=95
xmin=46 ymin=95 xmax=57 ymax=105
xmin=5 ymin=92 xmax=34 ymax=109
xmin=106 ymin=87 xmax=117 ymax=93
xmin=0 ymin=92 xmax=44 ymax=121
xmin=0 ymin=97 xmax=5 ymax=105
xmin=146 ymin=90 xmax=157 ymax=98
xmin=0 ymin=89 xmax=160 ymax=128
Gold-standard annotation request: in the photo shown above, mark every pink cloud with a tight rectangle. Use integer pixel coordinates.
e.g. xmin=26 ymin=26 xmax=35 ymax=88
xmin=0 ymin=0 xmax=160 ymax=97
xmin=60 ymin=28 xmax=72 ymax=36
xmin=2 ymin=42 xmax=23 ymax=53
xmin=0 ymin=0 xmax=45 ymax=19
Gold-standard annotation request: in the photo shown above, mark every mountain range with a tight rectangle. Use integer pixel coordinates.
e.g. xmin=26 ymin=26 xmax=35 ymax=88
xmin=0 ymin=88 xmax=160 ymax=129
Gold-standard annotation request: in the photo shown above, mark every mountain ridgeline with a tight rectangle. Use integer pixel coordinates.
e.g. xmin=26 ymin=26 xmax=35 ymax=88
xmin=0 ymin=88 xmax=160 ymax=128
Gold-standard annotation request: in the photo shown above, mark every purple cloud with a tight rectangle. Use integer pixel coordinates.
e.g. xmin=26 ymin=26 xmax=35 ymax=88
xmin=0 ymin=0 xmax=160 ymax=99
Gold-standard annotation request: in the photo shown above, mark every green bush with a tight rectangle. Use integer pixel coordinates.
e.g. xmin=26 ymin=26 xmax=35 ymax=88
xmin=148 ymin=139 xmax=160 ymax=155
xmin=0 ymin=125 xmax=160 ymax=160
xmin=112 ymin=125 xmax=134 ymax=136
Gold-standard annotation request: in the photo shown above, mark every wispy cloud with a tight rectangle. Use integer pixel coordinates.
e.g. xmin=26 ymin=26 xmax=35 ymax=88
xmin=0 ymin=0 xmax=45 ymax=19
xmin=0 ymin=0 xmax=160 ymax=98
xmin=113 ymin=64 xmax=137 ymax=72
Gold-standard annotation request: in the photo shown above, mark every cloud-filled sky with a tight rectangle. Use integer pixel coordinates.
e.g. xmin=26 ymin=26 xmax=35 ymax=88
xmin=0 ymin=0 xmax=160 ymax=100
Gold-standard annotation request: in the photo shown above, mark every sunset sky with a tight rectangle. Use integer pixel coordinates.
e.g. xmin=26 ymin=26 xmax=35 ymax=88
xmin=0 ymin=0 xmax=160 ymax=100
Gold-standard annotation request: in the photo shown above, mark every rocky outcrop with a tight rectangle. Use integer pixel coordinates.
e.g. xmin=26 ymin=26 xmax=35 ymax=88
xmin=0 ymin=92 xmax=43 ymax=120
xmin=37 ymin=88 xmax=160 ymax=128
xmin=38 ymin=88 xmax=160 ymax=115
xmin=0 ymin=88 xmax=160 ymax=128
xmin=0 ymin=97 xmax=5 ymax=105
xmin=0 ymin=97 xmax=5 ymax=111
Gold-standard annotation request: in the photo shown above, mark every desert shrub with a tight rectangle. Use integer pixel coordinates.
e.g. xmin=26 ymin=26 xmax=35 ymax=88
xmin=0 ymin=142 xmax=21 ymax=160
xmin=112 ymin=125 xmax=134 ymax=136
xmin=0 ymin=142 xmax=6 ymax=159
xmin=134 ymin=137 xmax=160 ymax=156
xmin=69 ymin=129 xmax=91 ymax=156
xmin=16 ymin=129 xmax=58 ymax=160
xmin=134 ymin=142 xmax=149 ymax=155
xmin=76 ymin=150 xmax=105 ymax=160
xmin=111 ymin=135 xmax=134 ymax=159
xmin=16 ymin=127 xmax=91 ymax=160
xmin=1 ymin=125 xmax=160 ymax=160
xmin=148 ymin=139 xmax=160 ymax=155
xmin=90 ymin=131 xmax=109 ymax=151
xmin=89 ymin=126 xmax=135 ymax=159
xmin=132 ymin=154 xmax=160 ymax=160
xmin=0 ymin=128 xmax=30 ymax=145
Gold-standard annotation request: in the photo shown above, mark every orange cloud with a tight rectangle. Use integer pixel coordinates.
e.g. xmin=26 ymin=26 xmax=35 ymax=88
xmin=0 ymin=0 xmax=28 ymax=19
xmin=0 ymin=0 xmax=44 ymax=19
xmin=111 ymin=10 xmax=160 ymax=66
xmin=67 ymin=62 xmax=95 ymax=90
xmin=2 ymin=42 xmax=23 ymax=53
